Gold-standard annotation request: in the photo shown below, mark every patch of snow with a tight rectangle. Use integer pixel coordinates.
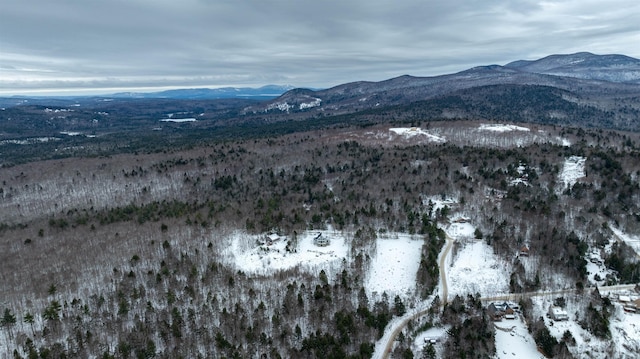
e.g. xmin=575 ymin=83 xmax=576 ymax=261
xmin=267 ymin=102 xmax=292 ymax=112
xmin=510 ymin=164 xmax=531 ymax=186
xmin=44 ymin=108 xmax=72 ymax=113
xmin=1 ymin=137 xmax=58 ymax=145
xmin=558 ymin=156 xmax=586 ymax=190
xmin=60 ymin=131 xmax=82 ymax=136
xmin=299 ymin=98 xmax=322 ymax=110
xmin=366 ymin=234 xmax=424 ymax=298
xmin=389 ymin=127 xmax=446 ymax=143
xmin=494 ymin=316 xmax=542 ymax=359
xmin=479 ymin=124 xmax=530 ymax=132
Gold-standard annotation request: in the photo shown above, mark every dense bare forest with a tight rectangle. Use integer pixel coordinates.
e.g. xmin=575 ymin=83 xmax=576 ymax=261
xmin=1 ymin=120 xmax=639 ymax=358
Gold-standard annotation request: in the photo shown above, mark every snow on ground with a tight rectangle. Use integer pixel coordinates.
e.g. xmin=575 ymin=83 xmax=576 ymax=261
xmin=424 ymin=196 xmax=457 ymax=215
xmin=558 ymin=156 xmax=586 ymax=190
xmin=610 ymin=226 xmax=640 ymax=258
xmin=389 ymin=127 xmax=446 ymax=143
xmin=478 ymin=123 xmax=531 ymax=132
xmin=586 ymin=261 xmax=609 ymax=286
xmin=226 ymin=230 xmax=348 ymax=275
xmin=226 ymin=230 xmax=424 ymax=299
xmin=366 ymin=233 xmax=424 ymax=298
xmin=446 ymin=240 xmax=510 ymax=298
xmin=494 ymin=316 xmax=543 ymax=359
xmin=531 ymin=295 xmax=640 ymax=359
xmin=510 ymin=163 xmax=531 ymax=186
xmin=412 ymin=326 xmax=449 ymax=358
xmin=560 ymin=137 xmax=572 ymax=147
xmin=299 ymin=97 xmax=322 ymax=109
xmin=445 ymin=221 xmax=475 ymax=239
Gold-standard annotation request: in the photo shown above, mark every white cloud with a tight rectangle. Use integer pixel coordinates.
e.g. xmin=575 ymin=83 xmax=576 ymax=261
xmin=1 ymin=0 xmax=639 ymax=95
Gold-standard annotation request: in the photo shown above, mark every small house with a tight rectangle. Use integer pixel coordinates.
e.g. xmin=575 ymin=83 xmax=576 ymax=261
xmin=267 ymin=233 xmax=280 ymax=245
xmin=488 ymin=302 xmax=515 ymax=321
xmin=313 ymin=232 xmax=330 ymax=247
xmin=548 ymin=306 xmax=569 ymax=321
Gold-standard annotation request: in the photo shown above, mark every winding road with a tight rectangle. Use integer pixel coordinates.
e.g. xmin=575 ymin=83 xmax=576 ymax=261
xmin=373 ymin=233 xmax=637 ymax=359
xmin=373 ymin=235 xmax=454 ymax=359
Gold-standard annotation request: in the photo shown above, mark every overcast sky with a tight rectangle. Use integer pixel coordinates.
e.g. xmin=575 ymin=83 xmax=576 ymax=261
xmin=1 ymin=0 xmax=639 ymax=95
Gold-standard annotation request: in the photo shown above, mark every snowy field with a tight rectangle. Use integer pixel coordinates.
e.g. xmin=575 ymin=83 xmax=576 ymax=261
xmin=366 ymin=234 xmax=424 ymax=298
xmin=226 ymin=230 xmax=348 ymax=275
xmin=446 ymin=240 xmax=510 ymax=298
xmin=478 ymin=123 xmax=530 ymax=132
xmin=494 ymin=316 xmax=543 ymax=359
xmin=558 ymin=155 xmax=586 ymax=190
xmin=226 ymin=230 xmax=425 ymax=300
xmin=389 ymin=127 xmax=446 ymax=142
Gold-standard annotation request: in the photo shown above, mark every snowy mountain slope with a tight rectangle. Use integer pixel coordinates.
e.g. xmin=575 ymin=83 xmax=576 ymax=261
xmin=242 ymin=53 xmax=640 ymax=133
xmin=505 ymin=52 xmax=640 ymax=83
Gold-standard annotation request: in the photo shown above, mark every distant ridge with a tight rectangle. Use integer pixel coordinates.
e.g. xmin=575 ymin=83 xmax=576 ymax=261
xmin=110 ymin=85 xmax=297 ymax=100
xmin=505 ymin=52 xmax=640 ymax=83
xmin=2 ymin=52 xmax=639 ymax=134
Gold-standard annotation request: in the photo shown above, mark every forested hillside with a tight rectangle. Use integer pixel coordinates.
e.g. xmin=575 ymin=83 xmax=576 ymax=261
xmin=1 ymin=121 xmax=639 ymax=358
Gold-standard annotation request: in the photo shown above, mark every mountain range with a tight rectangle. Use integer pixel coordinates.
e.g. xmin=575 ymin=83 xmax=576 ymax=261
xmin=1 ymin=52 xmax=639 ymax=137
xmin=232 ymin=52 xmax=639 ymax=132
xmin=249 ymin=52 xmax=640 ymax=115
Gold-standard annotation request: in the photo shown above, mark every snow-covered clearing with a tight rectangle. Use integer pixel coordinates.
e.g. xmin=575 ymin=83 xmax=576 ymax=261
xmin=446 ymin=239 xmax=510 ymax=298
xmin=479 ymin=123 xmax=531 ymax=132
xmin=445 ymin=221 xmax=475 ymax=240
xmin=558 ymin=155 xmax=586 ymax=190
xmin=226 ymin=230 xmax=425 ymax=300
xmin=389 ymin=127 xmax=446 ymax=143
xmin=226 ymin=230 xmax=348 ymax=275
xmin=494 ymin=316 xmax=543 ymax=359
xmin=586 ymin=260 xmax=610 ymax=286
xmin=366 ymin=233 xmax=424 ymax=298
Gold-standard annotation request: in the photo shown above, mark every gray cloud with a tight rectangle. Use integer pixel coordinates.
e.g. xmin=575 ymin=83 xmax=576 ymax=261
xmin=1 ymin=0 xmax=639 ymax=95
